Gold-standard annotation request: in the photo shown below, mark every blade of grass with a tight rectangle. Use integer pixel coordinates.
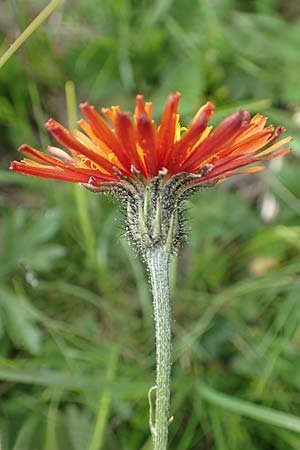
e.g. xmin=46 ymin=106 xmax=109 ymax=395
xmin=254 ymin=295 xmax=299 ymax=396
xmin=274 ymin=429 xmax=300 ymax=450
xmin=28 ymin=80 xmax=49 ymax=148
xmin=212 ymin=99 xmax=272 ymax=121
xmin=208 ymin=406 xmax=229 ymax=450
xmin=175 ymin=413 xmax=198 ymax=450
xmin=88 ymin=346 xmax=119 ymax=450
xmin=199 ymin=384 xmax=300 ymax=434
xmin=0 ymin=364 xmax=148 ymax=396
xmin=65 ymin=80 xmax=78 ymax=131
xmin=64 ymin=81 xmax=122 ymax=300
xmin=65 ymin=80 xmax=97 ymax=267
xmin=44 ymin=395 xmax=60 ymax=450
xmin=0 ymin=0 xmax=63 ymax=70
xmin=12 ymin=414 xmax=41 ymax=450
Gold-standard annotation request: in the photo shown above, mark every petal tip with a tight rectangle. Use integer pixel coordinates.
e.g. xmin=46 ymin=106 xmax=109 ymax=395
xmin=45 ymin=118 xmax=57 ymax=130
xmin=80 ymin=102 xmax=92 ymax=112
xmin=18 ymin=144 xmax=28 ymax=152
xmin=205 ymin=101 xmax=215 ymax=111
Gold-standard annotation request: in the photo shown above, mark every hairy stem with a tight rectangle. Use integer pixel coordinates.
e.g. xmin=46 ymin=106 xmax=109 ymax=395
xmin=147 ymin=246 xmax=172 ymax=450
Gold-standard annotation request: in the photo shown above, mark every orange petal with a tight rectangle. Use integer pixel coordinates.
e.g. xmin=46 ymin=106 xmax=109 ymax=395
xmin=168 ymin=102 xmax=215 ymax=172
xmin=114 ymin=112 xmax=145 ymax=173
xmin=180 ymin=109 xmax=251 ymax=172
xmin=45 ymin=119 xmax=118 ymax=175
xmin=80 ymin=103 xmax=120 ymax=151
xmin=135 ymin=95 xmax=157 ymax=176
xmin=157 ymin=92 xmax=181 ymax=169
xmin=10 ymin=161 xmax=89 ymax=183
xmin=257 ymin=136 xmax=292 ymax=157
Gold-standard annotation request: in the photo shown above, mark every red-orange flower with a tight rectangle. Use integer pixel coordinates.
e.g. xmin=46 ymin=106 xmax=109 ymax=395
xmin=10 ymin=93 xmax=291 ymax=187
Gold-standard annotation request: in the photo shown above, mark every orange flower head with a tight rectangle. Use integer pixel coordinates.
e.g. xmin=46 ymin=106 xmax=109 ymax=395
xmin=10 ymin=93 xmax=292 ymax=254
xmin=10 ymin=93 xmax=291 ymax=186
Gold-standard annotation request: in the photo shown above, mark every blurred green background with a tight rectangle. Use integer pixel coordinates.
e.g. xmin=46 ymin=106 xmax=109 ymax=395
xmin=1 ymin=0 xmax=300 ymax=449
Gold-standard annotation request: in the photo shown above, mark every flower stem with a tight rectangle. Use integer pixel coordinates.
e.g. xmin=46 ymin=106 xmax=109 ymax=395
xmin=147 ymin=246 xmax=172 ymax=450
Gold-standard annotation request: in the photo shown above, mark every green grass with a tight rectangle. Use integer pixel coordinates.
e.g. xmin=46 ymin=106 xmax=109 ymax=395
xmin=1 ymin=1 xmax=300 ymax=449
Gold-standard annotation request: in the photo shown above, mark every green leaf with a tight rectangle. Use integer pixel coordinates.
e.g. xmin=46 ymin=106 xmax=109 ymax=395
xmin=1 ymin=208 xmax=66 ymax=276
xmin=0 ymin=287 xmax=42 ymax=354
